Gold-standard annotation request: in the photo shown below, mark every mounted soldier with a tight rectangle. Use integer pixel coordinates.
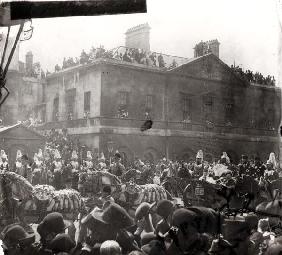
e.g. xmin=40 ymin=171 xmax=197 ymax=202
xmin=238 ymin=154 xmax=251 ymax=177
xmin=110 ymin=151 xmax=125 ymax=177
xmin=14 ymin=150 xmax=24 ymax=176
xmin=97 ymin=152 xmax=107 ymax=171
xmin=52 ymin=149 xmax=63 ymax=190
xmin=70 ymin=150 xmax=79 ymax=190
xmin=32 ymin=153 xmax=42 ymax=185
xmin=0 ymin=149 xmax=9 ymax=171
xmin=42 ymin=148 xmax=53 ymax=185
xmin=85 ymin=150 xmax=94 ymax=170
xmin=251 ymin=156 xmax=266 ymax=180
xmin=191 ymin=150 xmax=206 ymax=179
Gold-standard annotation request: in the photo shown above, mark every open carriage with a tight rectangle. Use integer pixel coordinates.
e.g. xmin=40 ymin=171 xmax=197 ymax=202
xmin=0 ymin=171 xmax=86 ymax=233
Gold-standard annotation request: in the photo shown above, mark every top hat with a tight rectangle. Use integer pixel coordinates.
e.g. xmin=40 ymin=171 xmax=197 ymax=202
xmin=49 ymin=233 xmax=76 ymax=253
xmin=1 ymin=223 xmax=35 ymax=248
xmin=37 ymin=212 xmax=71 ymax=237
xmin=88 ymin=202 xmax=134 ymax=229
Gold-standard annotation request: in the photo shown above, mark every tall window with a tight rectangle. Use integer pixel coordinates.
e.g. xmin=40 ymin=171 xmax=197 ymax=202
xmin=203 ymin=95 xmax=213 ymax=122
xmin=65 ymin=88 xmax=76 ymax=120
xmin=118 ymin=91 xmax=129 ymax=106
xmin=84 ymin=91 xmax=91 ymax=113
xmin=53 ymin=97 xmax=59 ymax=121
xmin=225 ymin=98 xmax=234 ymax=124
xmin=145 ymin=95 xmax=153 ymax=111
xmin=118 ymin=91 xmax=129 ymax=118
xmin=182 ymin=94 xmax=192 ymax=122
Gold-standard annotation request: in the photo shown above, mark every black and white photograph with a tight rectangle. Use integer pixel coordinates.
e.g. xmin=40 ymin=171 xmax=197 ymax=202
xmin=0 ymin=0 xmax=282 ymax=254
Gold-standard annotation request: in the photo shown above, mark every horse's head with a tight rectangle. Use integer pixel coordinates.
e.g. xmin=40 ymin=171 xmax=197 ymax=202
xmin=123 ymin=181 xmax=140 ymax=195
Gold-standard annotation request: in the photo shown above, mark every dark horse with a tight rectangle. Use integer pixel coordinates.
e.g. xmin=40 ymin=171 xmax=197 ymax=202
xmin=183 ymin=175 xmax=269 ymax=212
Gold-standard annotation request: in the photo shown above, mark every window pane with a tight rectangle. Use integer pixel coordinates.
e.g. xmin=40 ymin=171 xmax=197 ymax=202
xmin=84 ymin=91 xmax=91 ymax=112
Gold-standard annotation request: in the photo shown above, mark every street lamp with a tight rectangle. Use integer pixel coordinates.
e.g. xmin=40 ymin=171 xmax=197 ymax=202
xmin=107 ymin=140 xmax=114 ymax=165
xmin=0 ymin=4 xmax=33 ymax=107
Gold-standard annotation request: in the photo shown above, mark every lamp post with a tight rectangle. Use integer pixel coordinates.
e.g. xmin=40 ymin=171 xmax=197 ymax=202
xmin=107 ymin=140 xmax=114 ymax=165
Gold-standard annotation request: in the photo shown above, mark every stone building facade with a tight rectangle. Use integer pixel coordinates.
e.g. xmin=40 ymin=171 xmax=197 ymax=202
xmin=0 ymin=50 xmax=45 ymax=125
xmin=38 ymin=53 xmax=281 ymax=165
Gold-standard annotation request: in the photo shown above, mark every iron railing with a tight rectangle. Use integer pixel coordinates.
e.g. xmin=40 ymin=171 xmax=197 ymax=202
xmin=35 ymin=116 xmax=278 ymax=137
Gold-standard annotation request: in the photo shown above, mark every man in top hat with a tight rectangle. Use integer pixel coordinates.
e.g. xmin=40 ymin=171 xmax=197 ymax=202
xmin=77 ymin=202 xmax=134 ymax=252
xmin=0 ymin=223 xmax=36 ymax=255
xmin=0 ymin=149 xmax=9 ymax=171
xmin=52 ymin=149 xmax=63 ymax=190
xmin=110 ymin=151 xmax=125 ymax=177
xmin=238 ymin=154 xmax=251 ymax=177
xmin=14 ymin=150 xmax=24 ymax=176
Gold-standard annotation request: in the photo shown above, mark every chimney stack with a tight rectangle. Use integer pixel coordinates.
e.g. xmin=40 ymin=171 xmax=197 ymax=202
xmin=125 ymin=23 xmax=151 ymax=51
xmin=194 ymin=39 xmax=220 ymax=58
xmin=25 ymin=51 xmax=33 ymax=75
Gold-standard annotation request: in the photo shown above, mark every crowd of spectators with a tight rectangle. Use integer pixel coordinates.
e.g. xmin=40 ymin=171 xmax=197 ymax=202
xmin=231 ymin=65 xmax=276 ymax=86
xmin=52 ymin=46 xmax=181 ymax=74
xmin=53 ymin=46 xmax=114 ymax=73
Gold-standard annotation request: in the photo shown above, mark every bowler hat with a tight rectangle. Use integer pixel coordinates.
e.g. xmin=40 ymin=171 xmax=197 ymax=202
xmin=37 ymin=212 xmax=71 ymax=237
xmin=135 ymin=202 xmax=151 ymax=221
xmin=90 ymin=202 xmax=134 ymax=229
xmin=156 ymin=200 xmax=174 ymax=219
xmin=1 ymin=224 xmax=35 ymax=247
xmin=49 ymin=233 xmax=75 ymax=253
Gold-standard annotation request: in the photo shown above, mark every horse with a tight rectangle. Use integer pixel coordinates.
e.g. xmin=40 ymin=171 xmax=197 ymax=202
xmin=0 ymin=171 xmax=86 ymax=238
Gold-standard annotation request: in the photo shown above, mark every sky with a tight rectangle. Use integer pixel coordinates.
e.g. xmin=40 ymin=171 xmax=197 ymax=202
xmin=2 ymin=0 xmax=281 ymax=85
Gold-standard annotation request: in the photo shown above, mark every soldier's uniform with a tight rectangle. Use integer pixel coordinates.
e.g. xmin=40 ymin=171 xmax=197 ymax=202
xmin=97 ymin=152 xmax=107 ymax=171
xmin=32 ymin=153 xmax=42 ymax=185
xmin=251 ymin=157 xmax=266 ymax=179
xmin=110 ymin=152 xmax=125 ymax=177
xmin=52 ymin=149 xmax=63 ymax=190
xmin=238 ymin=155 xmax=251 ymax=177
xmin=67 ymin=150 xmax=79 ymax=189
xmin=0 ymin=150 xmax=9 ymax=171
xmin=85 ymin=151 xmax=94 ymax=170
xmin=191 ymin=150 xmax=205 ymax=179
